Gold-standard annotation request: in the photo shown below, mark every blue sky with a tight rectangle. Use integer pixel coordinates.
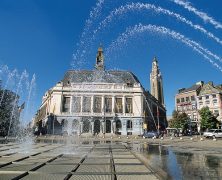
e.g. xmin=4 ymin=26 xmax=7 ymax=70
xmin=0 ymin=0 xmax=222 ymax=118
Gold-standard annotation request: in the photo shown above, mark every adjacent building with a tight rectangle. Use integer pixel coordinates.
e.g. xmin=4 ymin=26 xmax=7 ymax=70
xmin=34 ymin=47 xmax=167 ymax=136
xmin=175 ymin=81 xmax=203 ymax=124
xmin=197 ymin=82 xmax=222 ymax=123
xmin=175 ymin=81 xmax=222 ymax=129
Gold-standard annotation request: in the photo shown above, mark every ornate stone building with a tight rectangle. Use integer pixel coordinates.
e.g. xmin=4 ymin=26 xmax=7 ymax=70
xmin=197 ymin=82 xmax=222 ymax=126
xmin=175 ymin=81 xmax=222 ymax=129
xmin=34 ymin=47 xmax=167 ymax=136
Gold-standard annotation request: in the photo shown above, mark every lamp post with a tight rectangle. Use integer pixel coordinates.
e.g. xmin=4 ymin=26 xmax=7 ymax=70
xmin=52 ymin=104 xmax=56 ymax=135
xmin=157 ymin=106 xmax=160 ymax=135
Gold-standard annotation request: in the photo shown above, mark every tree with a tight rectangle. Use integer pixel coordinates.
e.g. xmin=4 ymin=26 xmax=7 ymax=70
xmin=169 ymin=110 xmax=189 ymax=131
xmin=0 ymin=88 xmax=20 ymax=136
xmin=199 ymin=107 xmax=219 ymax=131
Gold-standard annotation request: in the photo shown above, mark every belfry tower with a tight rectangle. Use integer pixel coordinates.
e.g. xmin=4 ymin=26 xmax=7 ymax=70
xmin=150 ymin=57 xmax=164 ymax=106
xmin=95 ymin=46 xmax=105 ymax=70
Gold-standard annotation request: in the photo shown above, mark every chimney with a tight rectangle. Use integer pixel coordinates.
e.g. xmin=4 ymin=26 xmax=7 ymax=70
xmin=178 ymin=88 xmax=186 ymax=93
xmin=208 ymin=81 xmax=213 ymax=86
xmin=196 ymin=81 xmax=204 ymax=86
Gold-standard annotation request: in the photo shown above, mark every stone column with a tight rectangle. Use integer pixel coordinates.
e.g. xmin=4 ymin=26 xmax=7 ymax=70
xmin=102 ymin=96 xmax=105 ymax=113
xmin=80 ymin=121 xmax=83 ymax=134
xmin=103 ymin=119 xmax=106 ymax=134
xmin=102 ymin=120 xmax=105 ymax=134
xmin=113 ymin=119 xmax=116 ymax=134
xmin=111 ymin=119 xmax=114 ymax=134
xmin=100 ymin=120 xmax=103 ymax=134
xmin=91 ymin=96 xmax=94 ymax=113
xmin=78 ymin=120 xmax=81 ymax=136
xmin=112 ymin=96 xmax=115 ymax=113
xmin=122 ymin=119 xmax=127 ymax=135
xmin=123 ymin=96 xmax=126 ymax=114
xmin=80 ymin=96 xmax=83 ymax=113
xmin=91 ymin=120 xmax=94 ymax=134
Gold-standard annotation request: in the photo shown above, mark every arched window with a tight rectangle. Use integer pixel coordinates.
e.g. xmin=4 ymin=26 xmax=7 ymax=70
xmin=94 ymin=120 xmax=100 ymax=134
xmin=127 ymin=120 xmax=132 ymax=129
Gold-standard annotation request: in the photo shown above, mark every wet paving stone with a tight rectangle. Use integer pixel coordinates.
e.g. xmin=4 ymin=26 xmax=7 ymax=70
xmin=0 ymin=162 xmax=43 ymax=171
xmin=69 ymin=174 xmax=112 ymax=180
xmin=76 ymin=165 xmax=111 ymax=173
xmin=115 ymin=164 xmax=151 ymax=173
xmin=21 ymin=172 xmax=67 ymax=180
xmin=0 ymin=141 xmax=161 ymax=179
xmin=36 ymin=164 xmax=75 ymax=173
xmin=0 ymin=171 xmax=27 ymax=180
xmin=116 ymin=174 xmax=158 ymax=180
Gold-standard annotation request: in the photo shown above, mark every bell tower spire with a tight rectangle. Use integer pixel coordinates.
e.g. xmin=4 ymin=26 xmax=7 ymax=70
xmin=150 ymin=57 xmax=164 ymax=106
xmin=95 ymin=45 xmax=105 ymax=70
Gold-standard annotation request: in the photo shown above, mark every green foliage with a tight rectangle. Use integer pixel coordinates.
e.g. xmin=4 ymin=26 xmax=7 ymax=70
xmin=199 ymin=107 xmax=219 ymax=131
xmin=169 ymin=110 xmax=189 ymax=130
xmin=0 ymin=88 xmax=20 ymax=136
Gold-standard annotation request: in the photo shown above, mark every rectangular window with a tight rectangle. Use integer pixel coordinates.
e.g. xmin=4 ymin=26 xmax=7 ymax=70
xmin=94 ymin=96 xmax=102 ymax=113
xmin=186 ymin=97 xmax=190 ymax=102
xmin=72 ymin=96 xmax=81 ymax=113
xmin=199 ymin=97 xmax=202 ymax=100
xmin=105 ymin=97 xmax=112 ymax=113
xmin=181 ymin=98 xmax=185 ymax=102
xmin=212 ymin=94 xmax=217 ymax=98
xmin=115 ymin=98 xmax=123 ymax=113
xmin=214 ymin=110 xmax=219 ymax=114
xmin=176 ymin=98 xmax=180 ymax=103
xmin=205 ymin=100 xmax=210 ymax=105
xmin=191 ymin=96 xmax=195 ymax=101
xmin=193 ymin=115 xmax=197 ymax=120
xmin=125 ymin=98 xmax=133 ymax=113
xmin=82 ymin=96 xmax=91 ymax=112
xmin=213 ymin=99 xmax=218 ymax=106
xmin=206 ymin=95 xmax=209 ymax=99
xmin=62 ymin=97 xmax=71 ymax=112
xmin=199 ymin=102 xmax=203 ymax=105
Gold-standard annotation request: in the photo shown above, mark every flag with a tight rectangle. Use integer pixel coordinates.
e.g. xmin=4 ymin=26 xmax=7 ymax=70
xmin=19 ymin=102 xmax=25 ymax=113
xmin=157 ymin=106 xmax=160 ymax=117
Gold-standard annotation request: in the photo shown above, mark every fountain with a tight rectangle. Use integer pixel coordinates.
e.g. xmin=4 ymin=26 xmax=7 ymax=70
xmin=0 ymin=1 xmax=222 ymax=179
xmin=0 ymin=65 xmax=36 ymax=139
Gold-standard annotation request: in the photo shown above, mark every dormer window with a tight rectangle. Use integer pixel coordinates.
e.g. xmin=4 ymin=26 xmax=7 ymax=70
xmin=126 ymin=79 xmax=133 ymax=87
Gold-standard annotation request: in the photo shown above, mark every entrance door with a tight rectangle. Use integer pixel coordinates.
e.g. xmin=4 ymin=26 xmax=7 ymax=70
xmin=94 ymin=120 xmax=100 ymax=134
xmin=106 ymin=120 xmax=111 ymax=133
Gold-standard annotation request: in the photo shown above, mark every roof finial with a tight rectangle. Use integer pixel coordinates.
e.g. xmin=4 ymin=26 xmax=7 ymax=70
xmin=153 ymin=56 xmax=158 ymax=62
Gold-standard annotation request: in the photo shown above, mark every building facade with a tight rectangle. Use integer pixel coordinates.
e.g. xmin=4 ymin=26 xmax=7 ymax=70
xmin=34 ymin=47 xmax=167 ymax=136
xmin=197 ymin=82 xmax=222 ymax=124
xmin=175 ymin=81 xmax=203 ymax=124
xmin=175 ymin=81 xmax=222 ymax=129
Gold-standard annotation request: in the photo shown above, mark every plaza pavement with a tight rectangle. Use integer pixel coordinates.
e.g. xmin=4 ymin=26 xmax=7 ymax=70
xmin=0 ymin=135 xmax=221 ymax=180
xmin=0 ymin=139 xmax=160 ymax=180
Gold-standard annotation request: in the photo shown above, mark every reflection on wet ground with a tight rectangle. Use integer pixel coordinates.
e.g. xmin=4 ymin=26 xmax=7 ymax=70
xmin=1 ymin=139 xmax=222 ymax=180
xmin=128 ymin=142 xmax=222 ymax=180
